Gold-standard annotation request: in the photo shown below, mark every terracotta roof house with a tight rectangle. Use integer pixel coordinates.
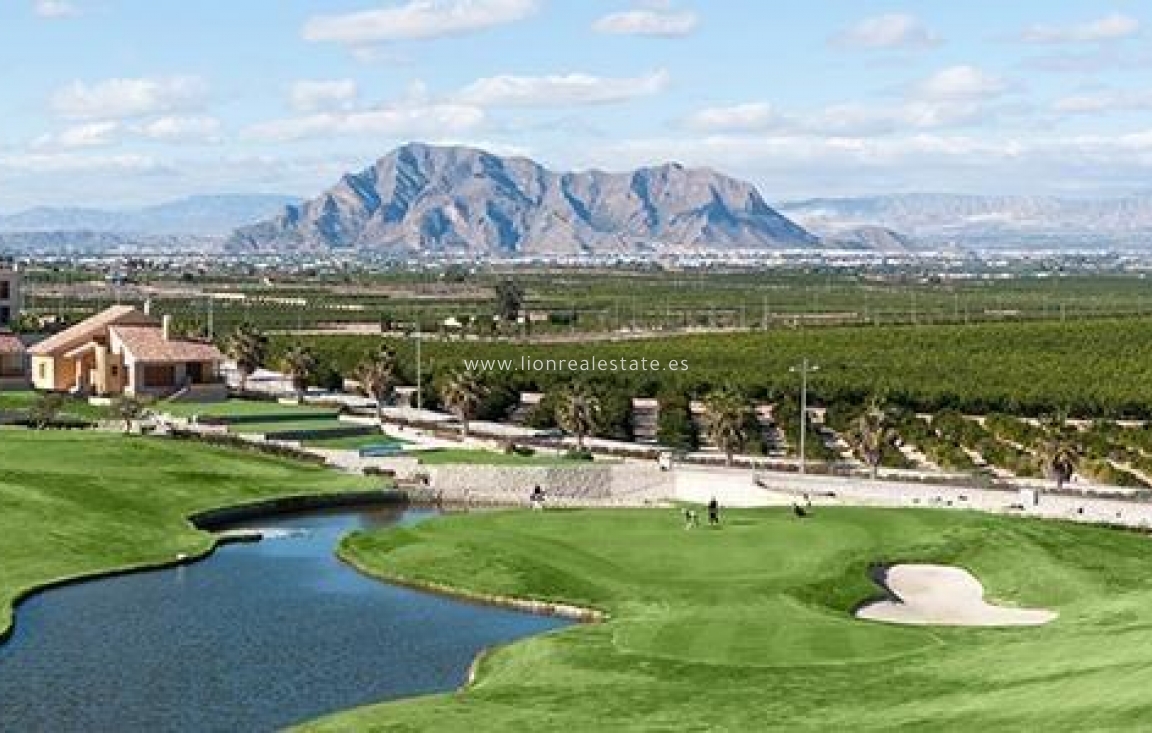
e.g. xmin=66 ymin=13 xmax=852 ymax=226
xmin=28 ymin=305 xmax=225 ymax=399
xmin=0 ymin=333 xmax=27 ymax=389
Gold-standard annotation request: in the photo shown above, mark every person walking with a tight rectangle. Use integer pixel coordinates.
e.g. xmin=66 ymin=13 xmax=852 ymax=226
xmin=708 ymin=497 xmax=720 ymax=526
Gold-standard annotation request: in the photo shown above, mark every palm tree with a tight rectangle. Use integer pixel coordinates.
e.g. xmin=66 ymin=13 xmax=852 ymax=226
xmin=226 ymin=324 xmax=268 ymax=393
xmin=29 ymin=393 xmax=65 ymax=430
xmin=281 ymin=346 xmax=317 ymax=402
xmin=704 ymin=390 xmax=749 ymax=466
xmin=555 ymin=385 xmax=601 ymax=451
xmin=440 ymin=369 xmax=486 ymax=437
xmin=1037 ymin=413 xmax=1079 ymax=490
xmin=113 ymin=395 xmax=149 ymax=434
xmin=356 ymin=345 xmax=399 ymax=423
xmin=845 ymin=398 xmax=896 ymax=479
xmin=495 ymin=279 xmax=525 ymax=323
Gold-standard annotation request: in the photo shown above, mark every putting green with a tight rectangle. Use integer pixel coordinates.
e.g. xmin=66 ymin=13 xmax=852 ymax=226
xmin=311 ymin=506 xmax=1152 ymax=732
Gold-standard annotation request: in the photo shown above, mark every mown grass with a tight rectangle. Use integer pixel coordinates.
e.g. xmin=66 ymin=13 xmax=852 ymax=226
xmin=0 ymin=390 xmax=114 ymax=421
xmin=226 ymin=419 xmax=349 ymax=435
xmin=0 ymin=430 xmax=374 ymax=641
xmin=309 ymin=507 xmax=1152 ymax=732
xmin=159 ymin=399 xmax=334 ymax=419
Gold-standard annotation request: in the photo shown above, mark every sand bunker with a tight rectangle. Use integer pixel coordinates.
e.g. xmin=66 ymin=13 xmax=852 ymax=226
xmin=855 ymin=564 xmax=1056 ymax=627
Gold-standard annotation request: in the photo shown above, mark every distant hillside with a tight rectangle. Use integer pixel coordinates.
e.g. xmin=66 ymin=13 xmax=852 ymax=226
xmin=777 ymin=194 xmax=1152 ymax=249
xmin=0 ymin=194 xmax=300 ymax=236
xmin=228 ymin=143 xmax=818 ymax=255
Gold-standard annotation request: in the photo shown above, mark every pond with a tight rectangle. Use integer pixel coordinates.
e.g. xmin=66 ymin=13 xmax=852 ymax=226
xmin=0 ymin=507 xmax=570 ymax=732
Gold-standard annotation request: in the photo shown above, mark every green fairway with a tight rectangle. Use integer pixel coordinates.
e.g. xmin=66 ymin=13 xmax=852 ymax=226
xmin=309 ymin=507 xmax=1152 ymax=732
xmin=226 ymin=418 xmax=350 ymax=435
xmin=159 ymin=399 xmax=335 ymax=419
xmin=0 ymin=430 xmax=374 ymax=641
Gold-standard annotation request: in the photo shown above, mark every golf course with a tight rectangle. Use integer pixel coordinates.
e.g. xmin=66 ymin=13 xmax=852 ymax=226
xmin=5 ymin=430 xmax=1152 ymax=730
xmin=310 ymin=507 xmax=1152 ymax=732
xmin=0 ymin=430 xmax=375 ymax=641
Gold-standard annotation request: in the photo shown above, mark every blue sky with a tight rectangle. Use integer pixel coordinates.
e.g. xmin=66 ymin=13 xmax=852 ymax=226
xmin=3 ymin=0 xmax=1152 ymax=210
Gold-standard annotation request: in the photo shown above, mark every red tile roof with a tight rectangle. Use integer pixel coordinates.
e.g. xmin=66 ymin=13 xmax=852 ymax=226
xmin=28 ymin=305 xmax=155 ymax=356
xmin=0 ymin=334 xmax=24 ymax=355
xmin=110 ymin=325 xmax=223 ymax=363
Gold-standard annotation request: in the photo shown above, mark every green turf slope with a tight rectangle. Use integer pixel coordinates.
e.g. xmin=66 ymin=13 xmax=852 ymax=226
xmin=0 ymin=430 xmax=373 ymax=640
xmin=312 ymin=507 xmax=1152 ymax=732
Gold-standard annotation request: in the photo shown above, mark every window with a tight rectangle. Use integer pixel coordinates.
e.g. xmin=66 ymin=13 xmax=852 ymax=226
xmin=0 ymin=281 xmax=8 ymax=300
xmin=39 ymin=363 xmax=46 ymax=379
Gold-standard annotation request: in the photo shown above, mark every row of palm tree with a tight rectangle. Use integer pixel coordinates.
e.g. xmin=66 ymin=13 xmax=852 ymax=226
xmin=225 ymin=323 xmax=1086 ymax=485
xmin=842 ymin=398 xmax=1081 ymax=488
xmin=228 ymin=325 xmax=402 ymax=409
xmin=226 ymin=323 xmax=321 ymax=403
xmin=226 ymin=324 xmax=269 ymax=393
xmin=435 ymin=369 xmax=602 ymax=446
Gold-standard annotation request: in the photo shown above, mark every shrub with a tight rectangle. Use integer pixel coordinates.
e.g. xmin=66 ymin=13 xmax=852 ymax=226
xmin=167 ymin=430 xmax=327 ymax=465
xmin=564 ymin=448 xmax=594 ymax=461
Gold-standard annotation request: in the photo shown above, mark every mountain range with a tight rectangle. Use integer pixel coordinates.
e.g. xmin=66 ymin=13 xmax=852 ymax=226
xmin=228 ymin=143 xmax=818 ymax=254
xmin=777 ymin=194 xmax=1152 ymax=249
xmin=0 ymin=194 xmax=299 ymax=237
xmin=7 ymin=149 xmax=1152 ymax=255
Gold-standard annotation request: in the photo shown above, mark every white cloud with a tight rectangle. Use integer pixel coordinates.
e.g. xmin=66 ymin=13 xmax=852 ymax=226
xmin=136 ymin=116 xmax=222 ymax=143
xmin=455 ymin=70 xmax=669 ymax=107
xmin=244 ymin=103 xmax=485 ymax=143
xmin=832 ymin=13 xmax=941 ymax=51
xmin=33 ymin=115 xmax=222 ymax=150
xmin=807 ymin=100 xmax=992 ymax=137
xmin=33 ymin=121 xmax=121 ymax=149
xmin=685 ymin=103 xmax=774 ymax=132
xmin=290 ymin=80 xmax=360 ymax=112
xmin=0 ymin=151 xmax=159 ymax=174
xmin=33 ymin=0 xmax=79 ymax=18
xmin=577 ymin=130 xmax=1152 ymax=198
xmin=1053 ymin=90 xmax=1152 ymax=115
xmin=911 ymin=65 xmax=1008 ymax=101
xmin=682 ymin=95 xmax=1001 ymax=141
xmin=593 ymin=7 xmax=698 ymax=38
xmin=1020 ymin=13 xmax=1140 ymax=44
xmin=303 ymin=0 xmax=538 ymax=45
xmin=51 ymin=76 xmax=209 ymax=121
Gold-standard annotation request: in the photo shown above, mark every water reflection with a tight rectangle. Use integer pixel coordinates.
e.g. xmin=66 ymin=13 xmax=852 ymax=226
xmin=0 ymin=507 xmax=568 ymax=733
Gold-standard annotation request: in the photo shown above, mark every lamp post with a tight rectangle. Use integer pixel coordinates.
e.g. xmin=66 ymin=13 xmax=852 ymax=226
xmin=415 ymin=327 xmax=423 ymax=411
xmin=789 ymin=358 xmax=819 ymax=475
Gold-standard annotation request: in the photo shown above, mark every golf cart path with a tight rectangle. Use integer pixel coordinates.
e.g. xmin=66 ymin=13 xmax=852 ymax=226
xmin=856 ymin=564 xmax=1057 ymax=627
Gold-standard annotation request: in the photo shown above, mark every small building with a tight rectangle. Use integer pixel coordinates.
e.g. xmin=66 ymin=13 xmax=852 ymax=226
xmin=0 ymin=262 xmax=20 ymax=329
xmin=0 ymin=333 xmax=27 ymax=390
xmin=28 ymin=305 xmax=225 ymax=399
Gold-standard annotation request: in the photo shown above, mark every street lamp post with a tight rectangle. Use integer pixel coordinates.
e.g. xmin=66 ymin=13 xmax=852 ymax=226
xmin=415 ymin=328 xmax=423 ymax=411
xmin=789 ymin=358 xmax=819 ymax=475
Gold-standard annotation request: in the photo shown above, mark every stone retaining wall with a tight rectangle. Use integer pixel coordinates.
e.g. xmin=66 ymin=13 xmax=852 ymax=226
xmin=427 ymin=463 xmax=672 ymax=506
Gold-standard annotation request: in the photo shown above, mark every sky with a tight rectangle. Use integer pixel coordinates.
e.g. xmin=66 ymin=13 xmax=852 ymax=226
xmin=3 ymin=0 xmax=1152 ymax=210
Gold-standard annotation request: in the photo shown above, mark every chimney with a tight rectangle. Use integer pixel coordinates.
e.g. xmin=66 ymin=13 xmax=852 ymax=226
xmin=162 ymin=314 xmax=172 ymax=341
